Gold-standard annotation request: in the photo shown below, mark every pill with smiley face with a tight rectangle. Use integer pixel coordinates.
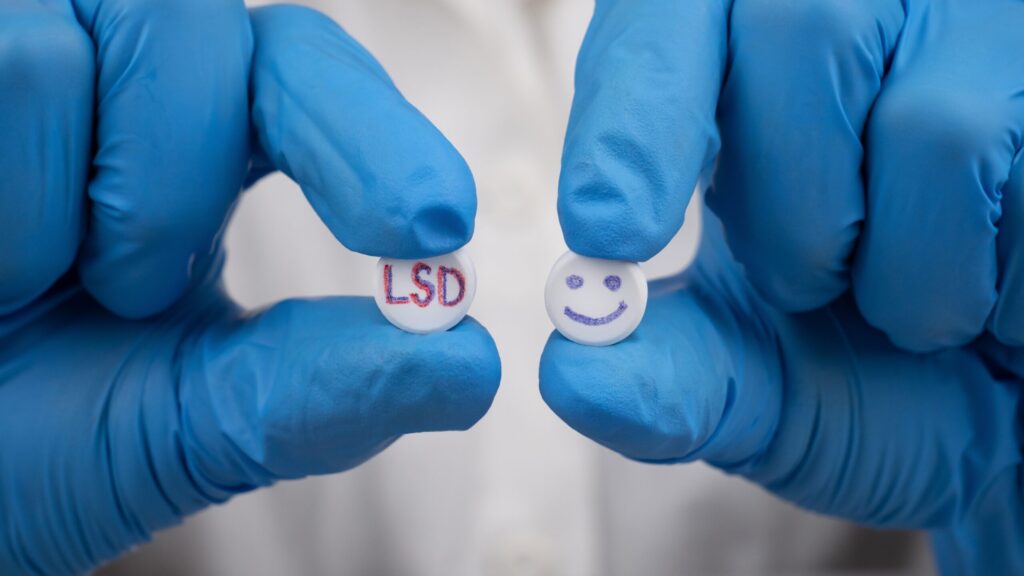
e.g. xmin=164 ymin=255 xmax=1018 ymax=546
xmin=544 ymin=251 xmax=648 ymax=346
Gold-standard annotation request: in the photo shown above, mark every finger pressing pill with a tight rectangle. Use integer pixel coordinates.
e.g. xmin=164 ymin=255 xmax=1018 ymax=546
xmin=544 ymin=251 xmax=648 ymax=346
xmin=374 ymin=250 xmax=476 ymax=334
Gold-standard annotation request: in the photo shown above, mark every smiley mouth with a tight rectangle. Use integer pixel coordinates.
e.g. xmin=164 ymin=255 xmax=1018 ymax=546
xmin=564 ymin=301 xmax=628 ymax=326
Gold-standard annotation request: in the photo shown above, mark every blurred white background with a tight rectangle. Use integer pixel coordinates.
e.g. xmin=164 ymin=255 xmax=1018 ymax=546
xmin=104 ymin=1 xmax=931 ymax=574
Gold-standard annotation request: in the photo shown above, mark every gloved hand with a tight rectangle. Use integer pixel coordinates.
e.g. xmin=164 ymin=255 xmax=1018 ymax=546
xmin=543 ymin=1 xmax=1023 ymax=573
xmin=0 ymin=4 xmax=500 ymax=574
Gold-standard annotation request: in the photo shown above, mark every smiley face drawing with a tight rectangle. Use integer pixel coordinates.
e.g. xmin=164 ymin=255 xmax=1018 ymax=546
xmin=544 ymin=251 xmax=648 ymax=346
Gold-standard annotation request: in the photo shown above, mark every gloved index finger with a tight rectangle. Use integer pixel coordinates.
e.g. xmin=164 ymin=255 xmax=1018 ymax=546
xmin=559 ymin=0 xmax=730 ymax=262
xmin=249 ymin=5 xmax=476 ymax=260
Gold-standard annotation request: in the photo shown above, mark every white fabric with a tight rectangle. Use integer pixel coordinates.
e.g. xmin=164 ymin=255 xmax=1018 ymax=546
xmin=105 ymin=2 xmax=931 ymax=574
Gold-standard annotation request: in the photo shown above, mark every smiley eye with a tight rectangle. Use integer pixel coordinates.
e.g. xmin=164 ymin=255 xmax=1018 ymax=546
xmin=566 ymin=274 xmax=584 ymax=289
xmin=604 ymin=275 xmax=622 ymax=291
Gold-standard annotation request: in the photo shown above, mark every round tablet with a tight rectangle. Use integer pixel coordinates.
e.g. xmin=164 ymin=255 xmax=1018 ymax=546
xmin=374 ymin=250 xmax=476 ymax=334
xmin=544 ymin=251 xmax=648 ymax=346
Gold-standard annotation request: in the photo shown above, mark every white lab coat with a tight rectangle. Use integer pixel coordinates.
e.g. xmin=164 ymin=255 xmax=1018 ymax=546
xmin=103 ymin=1 xmax=932 ymax=574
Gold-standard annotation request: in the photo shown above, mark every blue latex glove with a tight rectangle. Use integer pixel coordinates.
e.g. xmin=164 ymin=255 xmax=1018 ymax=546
xmin=544 ymin=1 xmax=1023 ymax=573
xmin=0 ymin=4 xmax=500 ymax=574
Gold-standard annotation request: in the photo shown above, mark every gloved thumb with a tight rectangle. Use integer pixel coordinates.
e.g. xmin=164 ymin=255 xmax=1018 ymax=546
xmin=172 ymin=297 xmax=501 ymax=503
xmin=540 ymin=208 xmax=1020 ymax=531
xmin=540 ymin=227 xmax=782 ymax=466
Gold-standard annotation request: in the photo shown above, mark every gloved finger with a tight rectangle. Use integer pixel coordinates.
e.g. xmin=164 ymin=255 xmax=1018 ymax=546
xmin=708 ymin=0 xmax=903 ymax=311
xmin=558 ymin=0 xmax=729 ymax=261
xmin=70 ymin=0 xmax=252 ymax=319
xmin=0 ymin=2 xmax=92 ymax=313
xmin=540 ymin=212 xmax=782 ymax=465
xmin=539 ymin=251 xmax=782 ymax=465
xmin=541 ymin=210 xmax=1021 ymax=529
xmin=989 ymin=157 xmax=1024 ymax=345
xmin=248 ymin=5 xmax=476 ymax=259
xmin=854 ymin=1 xmax=1024 ymax=352
xmin=177 ymin=298 xmax=500 ymax=490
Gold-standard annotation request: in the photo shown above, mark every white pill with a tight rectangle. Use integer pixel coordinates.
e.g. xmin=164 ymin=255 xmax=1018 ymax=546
xmin=544 ymin=251 xmax=648 ymax=346
xmin=374 ymin=249 xmax=476 ymax=334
